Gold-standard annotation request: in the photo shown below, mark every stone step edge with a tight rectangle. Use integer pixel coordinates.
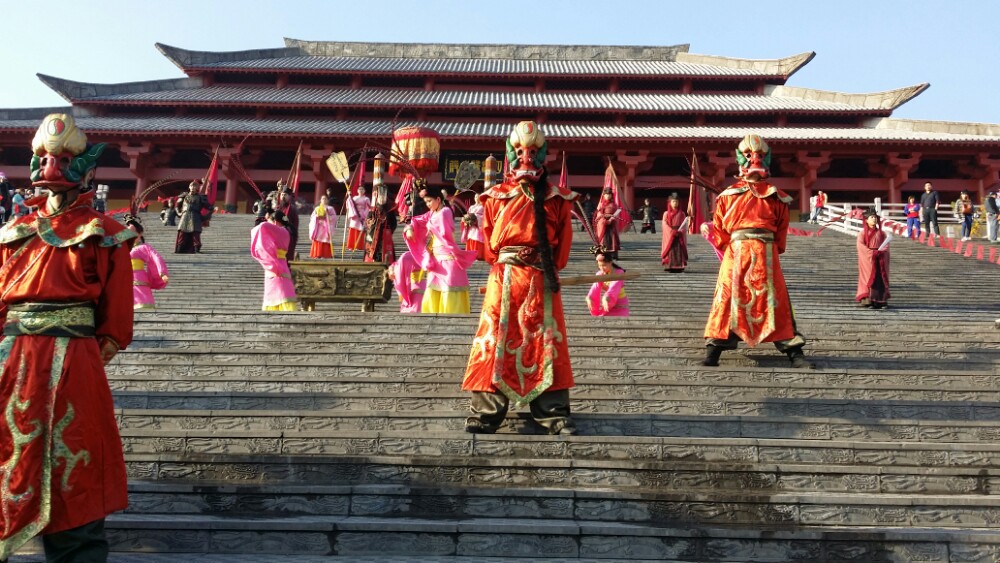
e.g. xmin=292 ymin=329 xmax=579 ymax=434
xmin=125 ymin=480 xmax=1000 ymax=508
xmin=94 ymin=513 xmax=1000 ymax=542
xmin=115 ymin=346 xmax=1000 ymax=357
xmin=115 ymin=408 xmax=1000 ymax=434
xmin=115 ymin=425 xmax=1000 ymax=450
xmin=12 ymin=556 xmax=637 ymax=563
xmin=110 ymin=388 xmax=1000 ymax=400
xmin=123 ymin=452 xmax=1000 ymax=477
xmin=107 ymin=362 xmax=1000 ymax=377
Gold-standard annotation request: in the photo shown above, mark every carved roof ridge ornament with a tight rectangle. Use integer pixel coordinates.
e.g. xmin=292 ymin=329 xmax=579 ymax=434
xmin=765 ymin=83 xmax=930 ymax=111
xmin=36 ymin=73 xmax=204 ymax=103
xmin=676 ymin=51 xmax=815 ymax=78
xmin=284 ymin=37 xmax=690 ymax=61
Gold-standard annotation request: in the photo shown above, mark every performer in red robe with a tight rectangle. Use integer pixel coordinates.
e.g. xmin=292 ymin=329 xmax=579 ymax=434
xmin=463 ymin=121 xmax=579 ymax=435
xmin=0 ymin=114 xmax=134 ymax=561
xmin=700 ymin=134 xmax=812 ymax=369
xmin=660 ymin=196 xmax=688 ymax=272
xmin=856 ymin=208 xmax=891 ymax=309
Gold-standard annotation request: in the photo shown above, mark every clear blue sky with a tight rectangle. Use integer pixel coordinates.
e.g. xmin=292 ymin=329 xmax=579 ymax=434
xmin=1 ymin=0 xmax=997 ymax=124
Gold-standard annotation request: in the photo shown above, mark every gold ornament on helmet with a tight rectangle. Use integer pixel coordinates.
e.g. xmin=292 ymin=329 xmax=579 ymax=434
xmin=31 ymin=113 xmax=88 ymax=157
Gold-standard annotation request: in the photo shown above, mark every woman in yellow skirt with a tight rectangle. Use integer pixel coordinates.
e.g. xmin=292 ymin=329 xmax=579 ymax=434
xmin=404 ymin=183 xmax=477 ymax=313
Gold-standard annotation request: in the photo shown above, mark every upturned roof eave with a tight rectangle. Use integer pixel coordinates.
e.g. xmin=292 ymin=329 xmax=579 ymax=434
xmin=155 ymin=42 xmax=306 ymax=73
xmin=676 ymin=51 xmax=816 ymax=80
xmin=767 ymin=83 xmax=931 ymax=112
xmin=37 ymin=73 xmax=204 ymax=103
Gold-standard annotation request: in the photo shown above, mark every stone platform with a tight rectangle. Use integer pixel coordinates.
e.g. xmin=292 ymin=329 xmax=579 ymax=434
xmin=11 ymin=212 xmax=1000 ymax=562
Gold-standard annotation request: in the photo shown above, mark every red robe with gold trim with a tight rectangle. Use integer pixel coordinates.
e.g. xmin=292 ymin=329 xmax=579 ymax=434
xmin=463 ymin=180 xmax=577 ymax=405
xmin=703 ymin=181 xmax=796 ymax=347
xmin=0 ymin=193 xmax=133 ymax=557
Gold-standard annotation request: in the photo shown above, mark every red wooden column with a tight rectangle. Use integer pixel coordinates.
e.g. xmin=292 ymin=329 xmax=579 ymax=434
xmin=615 ymin=150 xmax=649 ymax=212
xmin=305 ymin=146 xmax=334 ymax=204
xmin=121 ymin=142 xmax=153 ymax=199
xmin=884 ymin=153 xmax=922 ymax=204
xmin=970 ymin=154 xmax=1000 ymax=201
xmin=214 ymin=147 xmax=243 ymax=213
xmin=790 ymin=151 xmax=831 ymax=213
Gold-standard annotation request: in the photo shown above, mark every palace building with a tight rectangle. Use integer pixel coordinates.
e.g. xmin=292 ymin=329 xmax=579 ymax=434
xmin=0 ymin=38 xmax=998 ymax=213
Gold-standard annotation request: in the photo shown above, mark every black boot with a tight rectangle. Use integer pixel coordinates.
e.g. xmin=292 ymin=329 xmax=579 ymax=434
xmin=465 ymin=418 xmax=498 ymax=434
xmin=702 ymin=345 xmax=723 ymax=367
xmin=787 ymin=348 xmax=815 ymax=370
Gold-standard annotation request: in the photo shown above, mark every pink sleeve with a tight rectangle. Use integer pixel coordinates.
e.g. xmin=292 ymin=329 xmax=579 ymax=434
xmin=251 ymin=225 xmax=283 ymax=273
xmin=586 ymin=282 xmax=602 ymax=316
xmin=145 ymin=246 xmax=169 ymax=290
xmin=602 ymin=279 xmax=624 ymax=312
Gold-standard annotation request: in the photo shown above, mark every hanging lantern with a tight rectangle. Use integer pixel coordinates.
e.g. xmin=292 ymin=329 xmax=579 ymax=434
xmin=389 ymin=126 xmax=440 ymax=178
xmin=483 ymin=154 xmax=497 ymax=189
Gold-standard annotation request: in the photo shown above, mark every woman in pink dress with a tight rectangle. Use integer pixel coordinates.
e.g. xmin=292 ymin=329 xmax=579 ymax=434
xmin=586 ymin=253 xmax=629 ymax=317
xmin=308 ymin=195 xmax=338 ymax=258
xmin=389 ymin=249 xmax=426 ymax=313
xmin=460 ymin=201 xmax=486 ymax=260
xmin=250 ymin=208 xmax=298 ymax=311
xmin=346 ymin=186 xmax=371 ymax=251
xmin=404 ymin=183 xmax=477 ymax=314
xmin=125 ymin=217 xmax=169 ymax=310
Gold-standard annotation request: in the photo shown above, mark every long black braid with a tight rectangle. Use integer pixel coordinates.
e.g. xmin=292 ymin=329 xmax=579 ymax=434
xmin=531 ymin=169 xmax=560 ymax=294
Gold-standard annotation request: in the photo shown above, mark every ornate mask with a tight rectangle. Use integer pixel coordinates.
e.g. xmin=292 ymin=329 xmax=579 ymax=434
xmin=735 ymin=134 xmax=771 ymax=181
xmin=505 ymin=121 xmax=548 ymax=182
xmin=29 ymin=113 xmax=105 ymax=191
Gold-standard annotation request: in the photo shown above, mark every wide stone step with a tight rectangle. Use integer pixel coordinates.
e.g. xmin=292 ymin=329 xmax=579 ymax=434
xmin=106 ymin=368 xmax=1000 ymax=397
xmin=124 ymin=332 xmax=1000 ymax=355
xmin=124 ymin=451 xmax=1000 ymax=496
xmin=122 ymin=480 xmax=1000 ymax=530
xmin=111 ymin=349 xmax=999 ymax=373
xmin=117 ymin=424 xmax=1000 ymax=467
xmin=11 ymin=557 xmax=642 ymax=563
xmin=112 ymin=388 xmax=1000 ymax=421
xmin=18 ymin=512 xmax=1000 ymax=561
xmin=113 ymin=377 xmax=1000 ymax=408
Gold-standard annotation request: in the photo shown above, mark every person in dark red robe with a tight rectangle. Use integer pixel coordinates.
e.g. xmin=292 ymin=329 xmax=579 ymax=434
xmin=463 ymin=121 xmax=578 ymax=435
xmin=660 ymin=196 xmax=688 ymax=272
xmin=856 ymin=208 xmax=891 ymax=309
xmin=0 ymin=114 xmax=134 ymax=562
xmin=593 ymin=187 xmax=621 ymax=259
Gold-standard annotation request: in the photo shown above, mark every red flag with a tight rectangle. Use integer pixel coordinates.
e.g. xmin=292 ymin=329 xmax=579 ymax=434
xmin=604 ymin=164 xmax=630 ymax=233
xmin=350 ymin=158 xmax=367 ymax=198
xmin=687 ymin=150 xmax=699 ymax=234
xmin=204 ymin=149 xmax=219 ymax=205
xmin=558 ymin=151 xmax=568 ymax=190
xmin=394 ymin=175 xmax=414 ymax=220
xmin=287 ymin=142 xmax=303 ymax=196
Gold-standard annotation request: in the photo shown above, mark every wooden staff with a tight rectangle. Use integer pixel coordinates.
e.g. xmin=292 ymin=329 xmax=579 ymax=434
xmin=477 ymin=271 xmax=640 ymax=294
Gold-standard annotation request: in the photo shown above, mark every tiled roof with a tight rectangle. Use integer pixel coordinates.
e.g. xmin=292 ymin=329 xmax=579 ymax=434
xmin=181 ymin=55 xmax=776 ymax=77
xmin=158 ymin=42 xmax=810 ymax=79
xmin=79 ymin=86 xmax=890 ymax=114
xmin=1 ymin=116 xmax=998 ymax=144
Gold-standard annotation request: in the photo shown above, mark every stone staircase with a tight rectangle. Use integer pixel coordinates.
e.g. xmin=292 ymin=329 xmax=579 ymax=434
xmin=12 ymin=211 xmax=1000 ymax=562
